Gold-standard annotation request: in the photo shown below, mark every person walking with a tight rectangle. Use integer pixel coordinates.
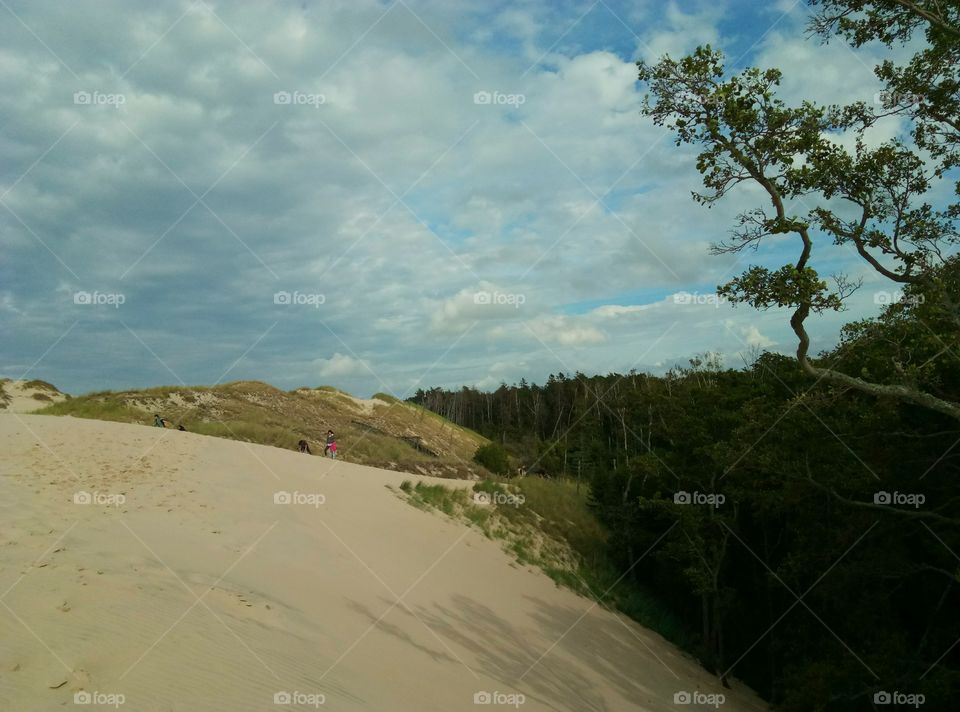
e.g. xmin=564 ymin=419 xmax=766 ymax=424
xmin=324 ymin=430 xmax=336 ymax=458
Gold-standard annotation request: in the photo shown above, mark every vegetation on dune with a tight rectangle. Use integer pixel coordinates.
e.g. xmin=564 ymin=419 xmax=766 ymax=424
xmin=22 ymin=379 xmax=61 ymax=392
xmin=38 ymin=381 xmax=489 ymax=479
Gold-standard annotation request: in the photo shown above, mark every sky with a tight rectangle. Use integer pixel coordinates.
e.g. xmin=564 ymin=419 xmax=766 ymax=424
xmin=0 ymin=0 xmax=935 ymax=398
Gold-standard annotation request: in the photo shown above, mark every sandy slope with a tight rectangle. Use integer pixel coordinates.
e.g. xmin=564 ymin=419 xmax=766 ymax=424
xmin=0 ymin=415 xmax=766 ymax=711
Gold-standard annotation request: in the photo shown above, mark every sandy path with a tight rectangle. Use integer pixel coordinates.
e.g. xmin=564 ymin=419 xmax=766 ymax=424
xmin=0 ymin=415 xmax=766 ymax=711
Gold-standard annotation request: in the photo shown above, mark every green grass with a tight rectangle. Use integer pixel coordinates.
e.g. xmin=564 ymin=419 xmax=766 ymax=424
xmin=189 ymin=420 xmax=298 ymax=448
xmin=39 ymin=398 xmax=143 ymax=422
xmin=513 ymin=477 xmax=608 ymax=562
xmin=403 ymin=481 xmax=471 ymax=516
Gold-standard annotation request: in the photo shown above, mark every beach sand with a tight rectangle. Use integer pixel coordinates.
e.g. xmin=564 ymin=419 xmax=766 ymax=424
xmin=0 ymin=414 xmax=766 ymax=711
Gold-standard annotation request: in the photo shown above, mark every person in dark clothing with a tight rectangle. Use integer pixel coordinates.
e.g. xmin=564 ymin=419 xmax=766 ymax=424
xmin=324 ymin=430 xmax=335 ymax=457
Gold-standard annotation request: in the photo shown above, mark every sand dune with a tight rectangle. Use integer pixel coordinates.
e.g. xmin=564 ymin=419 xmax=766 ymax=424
xmin=0 ymin=415 xmax=765 ymax=711
xmin=0 ymin=380 xmax=68 ymax=414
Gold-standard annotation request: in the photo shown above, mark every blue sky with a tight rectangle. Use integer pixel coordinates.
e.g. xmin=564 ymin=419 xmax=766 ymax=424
xmin=0 ymin=0 xmax=936 ymax=397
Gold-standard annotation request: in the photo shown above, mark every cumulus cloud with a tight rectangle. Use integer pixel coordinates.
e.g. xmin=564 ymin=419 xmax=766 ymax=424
xmin=314 ymin=353 xmax=371 ymax=378
xmin=730 ymin=323 xmax=776 ymax=350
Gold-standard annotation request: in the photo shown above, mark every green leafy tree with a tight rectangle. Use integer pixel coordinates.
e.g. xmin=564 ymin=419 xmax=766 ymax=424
xmin=636 ymin=1 xmax=960 ymax=420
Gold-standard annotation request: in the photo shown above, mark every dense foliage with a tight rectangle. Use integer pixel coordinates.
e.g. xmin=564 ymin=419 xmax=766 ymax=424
xmin=472 ymin=442 xmax=511 ymax=475
xmin=411 ymin=267 xmax=960 ymax=710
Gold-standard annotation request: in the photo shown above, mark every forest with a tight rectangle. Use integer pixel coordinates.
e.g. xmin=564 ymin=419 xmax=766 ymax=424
xmin=412 ymin=267 xmax=959 ymax=708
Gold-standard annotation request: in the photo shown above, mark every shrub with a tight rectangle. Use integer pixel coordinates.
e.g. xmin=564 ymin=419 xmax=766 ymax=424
xmin=473 ymin=442 xmax=510 ymax=475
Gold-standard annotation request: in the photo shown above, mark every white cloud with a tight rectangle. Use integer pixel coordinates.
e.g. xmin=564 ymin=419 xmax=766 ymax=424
xmin=734 ymin=323 xmax=776 ymax=349
xmin=314 ymin=353 xmax=370 ymax=378
xmin=529 ymin=315 xmax=607 ymax=346
xmin=430 ymin=282 xmax=531 ymax=333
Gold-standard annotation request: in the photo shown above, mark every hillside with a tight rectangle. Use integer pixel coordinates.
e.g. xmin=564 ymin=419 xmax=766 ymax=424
xmin=0 ymin=379 xmax=69 ymax=413
xmin=38 ymin=381 xmax=488 ymax=479
xmin=0 ymin=415 xmax=764 ymax=711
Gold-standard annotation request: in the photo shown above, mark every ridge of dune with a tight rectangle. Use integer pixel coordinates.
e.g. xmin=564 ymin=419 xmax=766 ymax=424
xmin=0 ymin=415 xmax=766 ymax=711
xmin=36 ymin=381 xmax=488 ymax=479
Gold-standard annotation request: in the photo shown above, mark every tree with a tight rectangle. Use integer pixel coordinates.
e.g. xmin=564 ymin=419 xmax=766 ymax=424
xmin=808 ymin=0 xmax=959 ymax=173
xmin=636 ymin=1 xmax=960 ymax=419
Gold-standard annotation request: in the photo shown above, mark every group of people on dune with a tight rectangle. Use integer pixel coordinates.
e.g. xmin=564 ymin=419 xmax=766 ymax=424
xmin=298 ymin=430 xmax=337 ymax=458
xmin=154 ymin=412 xmax=338 ymax=459
xmin=154 ymin=414 xmax=185 ymax=431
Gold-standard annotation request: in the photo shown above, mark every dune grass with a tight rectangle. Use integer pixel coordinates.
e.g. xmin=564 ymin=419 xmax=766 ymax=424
xmin=189 ymin=420 xmax=298 ymax=449
xmin=22 ymin=379 xmax=61 ymax=392
xmin=40 ymin=397 xmax=142 ymax=422
xmin=36 ymin=381 xmax=490 ymax=478
xmin=371 ymin=392 xmax=400 ymax=403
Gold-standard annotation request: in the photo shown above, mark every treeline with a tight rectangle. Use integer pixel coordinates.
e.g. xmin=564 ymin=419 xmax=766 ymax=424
xmin=410 ymin=271 xmax=960 ymax=710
